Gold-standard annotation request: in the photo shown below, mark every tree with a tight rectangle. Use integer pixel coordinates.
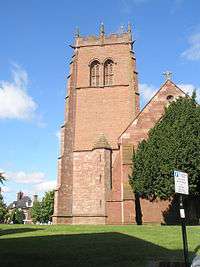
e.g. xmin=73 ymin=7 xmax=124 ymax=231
xmin=129 ymin=93 xmax=200 ymax=200
xmin=40 ymin=190 xmax=54 ymax=223
xmin=15 ymin=209 xmax=25 ymax=224
xmin=0 ymin=192 xmax=7 ymax=223
xmin=0 ymin=172 xmax=5 ymax=184
xmin=31 ymin=190 xmax=54 ymax=223
xmin=0 ymin=173 xmax=7 ymax=223
xmin=31 ymin=201 xmax=42 ymax=223
xmin=9 ymin=209 xmax=16 ymax=223
xmin=10 ymin=208 xmax=25 ymax=224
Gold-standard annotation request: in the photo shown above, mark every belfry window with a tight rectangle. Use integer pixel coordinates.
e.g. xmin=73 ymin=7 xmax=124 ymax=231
xmin=104 ymin=59 xmax=114 ymax=86
xmin=90 ymin=60 xmax=100 ymax=87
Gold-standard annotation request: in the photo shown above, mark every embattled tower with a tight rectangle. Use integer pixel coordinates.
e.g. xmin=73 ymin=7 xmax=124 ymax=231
xmin=53 ymin=24 xmax=139 ymax=224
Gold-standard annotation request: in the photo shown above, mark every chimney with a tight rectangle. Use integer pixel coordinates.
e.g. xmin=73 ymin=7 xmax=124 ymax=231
xmin=33 ymin=194 xmax=38 ymax=202
xmin=17 ymin=191 xmax=23 ymax=201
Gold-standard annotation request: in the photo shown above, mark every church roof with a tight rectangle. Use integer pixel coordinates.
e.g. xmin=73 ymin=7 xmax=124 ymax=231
xmin=93 ymin=133 xmax=111 ymax=150
xmin=118 ymin=79 xmax=187 ymax=141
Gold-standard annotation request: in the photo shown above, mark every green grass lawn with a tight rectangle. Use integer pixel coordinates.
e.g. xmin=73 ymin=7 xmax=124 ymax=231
xmin=0 ymin=224 xmax=199 ymax=267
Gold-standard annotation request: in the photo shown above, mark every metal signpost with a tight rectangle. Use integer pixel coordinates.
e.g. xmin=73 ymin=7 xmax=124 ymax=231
xmin=174 ymin=170 xmax=189 ymax=267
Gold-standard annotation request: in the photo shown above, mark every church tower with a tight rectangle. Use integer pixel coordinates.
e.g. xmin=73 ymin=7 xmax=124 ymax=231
xmin=53 ymin=24 xmax=139 ymax=224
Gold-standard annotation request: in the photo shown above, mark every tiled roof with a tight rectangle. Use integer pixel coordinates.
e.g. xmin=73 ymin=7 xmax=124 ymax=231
xmin=8 ymin=196 xmax=32 ymax=209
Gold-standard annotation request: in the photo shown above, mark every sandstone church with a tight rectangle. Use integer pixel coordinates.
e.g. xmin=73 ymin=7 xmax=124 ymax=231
xmin=52 ymin=24 xmax=185 ymax=224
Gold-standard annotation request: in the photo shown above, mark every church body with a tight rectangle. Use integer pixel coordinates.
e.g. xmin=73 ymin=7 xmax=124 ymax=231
xmin=52 ymin=26 xmax=185 ymax=224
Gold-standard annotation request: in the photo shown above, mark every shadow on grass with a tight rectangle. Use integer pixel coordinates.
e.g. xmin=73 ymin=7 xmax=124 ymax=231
xmin=163 ymin=195 xmax=200 ymax=225
xmin=0 ymin=227 xmax=43 ymax=236
xmin=0 ymin=231 xmax=193 ymax=267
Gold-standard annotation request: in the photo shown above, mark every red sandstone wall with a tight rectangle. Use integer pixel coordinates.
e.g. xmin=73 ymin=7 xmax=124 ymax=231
xmin=140 ymin=199 xmax=170 ymax=223
xmin=106 ymin=150 xmax=122 ymax=224
xmin=74 ymin=37 xmax=137 ymax=150
xmin=120 ymin=80 xmax=186 ymax=149
xmin=53 ymin=48 xmax=78 ymax=224
xmin=54 ymin=31 xmax=139 ymax=225
xmin=54 ymin=31 xmax=184 ymax=225
xmin=123 ymin=200 xmax=135 ymax=224
xmin=75 ymin=86 xmax=135 ymax=150
xmin=118 ymin=80 xmax=186 ymax=224
xmin=106 ymin=201 xmax=122 ymax=224
xmin=77 ymin=44 xmax=130 ymax=87
xmin=73 ymin=148 xmax=111 ymax=224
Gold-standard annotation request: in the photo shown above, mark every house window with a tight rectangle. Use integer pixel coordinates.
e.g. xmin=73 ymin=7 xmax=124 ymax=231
xmin=90 ymin=60 xmax=100 ymax=87
xmin=104 ymin=59 xmax=114 ymax=86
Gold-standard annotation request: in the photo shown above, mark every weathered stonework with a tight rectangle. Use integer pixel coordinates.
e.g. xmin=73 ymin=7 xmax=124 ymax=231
xmin=72 ymin=146 xmax=111 ymax=224
xmin=117 ymin=80 xmax=186 ymax=224
xmin=53 ymin=26 xmax=185 ymax=225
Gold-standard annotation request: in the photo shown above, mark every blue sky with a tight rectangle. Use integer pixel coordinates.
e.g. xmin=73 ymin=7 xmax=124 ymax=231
xmin=0 ymin=0 xmax=200 ymax=204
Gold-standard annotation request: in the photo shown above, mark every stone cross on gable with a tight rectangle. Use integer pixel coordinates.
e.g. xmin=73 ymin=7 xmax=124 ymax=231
xmin=163 ymin=71 xmax=172 ymax=81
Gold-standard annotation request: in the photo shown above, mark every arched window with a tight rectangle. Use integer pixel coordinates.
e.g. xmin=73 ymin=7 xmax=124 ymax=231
xmin=90 ymin=60 xmax=100 ymax=87
xmin=104 ymin=59 xmax=114 ymax=86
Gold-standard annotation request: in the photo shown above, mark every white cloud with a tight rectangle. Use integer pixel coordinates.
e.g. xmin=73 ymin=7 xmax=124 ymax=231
xmin=139 ymin=83 xmax=157 ymax=103
xmin=177 ymin=83 xmax=200 ymax=102
xmin=34 ymin=180 xmax=56 ymax=192
xmin=181 ymin=33 xmax=200 ymax=61
xmin=2 ymin=168 xmax=56 ymax=203
xmin=177 ymin=83 xmax=196 ymax=95
xmin=0 ymin=64 xmax=37 ymax=120
xmin=1 ymin=186 xmax=12 ymax=193
xmin=139 ymin=83 xmax=200 ymax=105
xmin=6 ymin=171 xmax=45 ymax=184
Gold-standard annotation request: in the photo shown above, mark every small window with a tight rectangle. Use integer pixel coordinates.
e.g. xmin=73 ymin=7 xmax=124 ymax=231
xmin=104 ymin=59 xmax=114 ymax=86
xmin=166 ymin=95 xmax=174 ymax=102
xmin=90 ymin=60 xmax=100 ymax=87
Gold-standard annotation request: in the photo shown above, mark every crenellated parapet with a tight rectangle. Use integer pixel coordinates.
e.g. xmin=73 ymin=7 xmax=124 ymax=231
xmin=73 ymin=23 xmax=133 ymax=48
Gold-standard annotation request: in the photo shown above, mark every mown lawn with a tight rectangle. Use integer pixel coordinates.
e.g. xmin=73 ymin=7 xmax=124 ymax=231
xmin=0 ymin=224 xmax=199 ymax=267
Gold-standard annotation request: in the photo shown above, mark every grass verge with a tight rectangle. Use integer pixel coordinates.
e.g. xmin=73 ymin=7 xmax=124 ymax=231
xmin=0 ymin=224 xmax=199 ymax=267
